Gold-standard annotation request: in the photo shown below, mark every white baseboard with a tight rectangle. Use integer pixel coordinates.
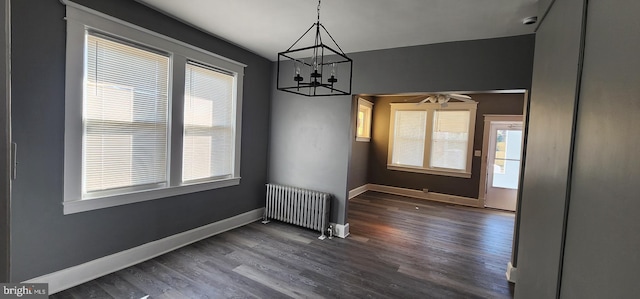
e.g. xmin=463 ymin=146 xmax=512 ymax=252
xmin=348 ymin=184 xmax=369 ymax=199
xmin=24 ymin=208 xmax=264 ymax=294
xmin=329 ymin=222 xmax=350 ymax=238
xmin=506 ymin=261 xmax=517 ymax=283
xmin=367 ymin=184 xmax=479 ymax=207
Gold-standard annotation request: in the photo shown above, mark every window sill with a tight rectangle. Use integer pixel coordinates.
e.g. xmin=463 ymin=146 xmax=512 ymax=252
xmin=387 ymin=164 xmax=471 ymax=178
xmin=63 ymin=177 xmax=241 ymax=214
xmin=356 ymin=136 xmax=371 ymax=142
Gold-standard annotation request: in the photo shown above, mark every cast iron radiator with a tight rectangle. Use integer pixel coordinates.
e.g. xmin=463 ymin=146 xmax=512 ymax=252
xmin=262 ymin=183 xmax=331 ymax=239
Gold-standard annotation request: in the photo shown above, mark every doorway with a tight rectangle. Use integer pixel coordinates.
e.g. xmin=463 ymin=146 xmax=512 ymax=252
xmin=480 ymin=115 xmax=523 ymax=211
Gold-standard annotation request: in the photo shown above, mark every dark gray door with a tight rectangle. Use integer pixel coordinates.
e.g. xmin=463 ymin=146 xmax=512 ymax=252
xmin=0 ymin=0 xmax=10 ymax=283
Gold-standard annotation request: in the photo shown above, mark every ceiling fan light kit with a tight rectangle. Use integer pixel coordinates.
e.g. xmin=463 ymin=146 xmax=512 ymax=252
xmin=276 ymin=0 xmax=353 ymax=97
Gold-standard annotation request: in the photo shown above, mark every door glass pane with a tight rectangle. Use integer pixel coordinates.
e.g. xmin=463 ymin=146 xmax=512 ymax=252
xmin=493 ymin=160 xmax=520 ymax=189
xmin=505 ymin=130 xmax=523 ymax=160
xmin=492 ymin=129 xmax=522 ymax=189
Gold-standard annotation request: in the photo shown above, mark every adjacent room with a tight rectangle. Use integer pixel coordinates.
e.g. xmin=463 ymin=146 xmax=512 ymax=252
xmin=2 ymin=0 xmax=639 ymax=298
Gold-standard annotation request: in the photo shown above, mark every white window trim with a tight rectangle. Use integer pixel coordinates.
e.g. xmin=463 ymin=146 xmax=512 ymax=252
xmin=356 ymin=98 xmax=373 ymax=142
xmin=387 ymin=102 xmax=477 ymax=178
xmin=63 ymin=4 xmax=245 ymax=214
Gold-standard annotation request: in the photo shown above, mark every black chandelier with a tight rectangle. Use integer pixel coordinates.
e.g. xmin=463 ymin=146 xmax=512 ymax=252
xmin=277 ymin=0 xmax=353 ymax=97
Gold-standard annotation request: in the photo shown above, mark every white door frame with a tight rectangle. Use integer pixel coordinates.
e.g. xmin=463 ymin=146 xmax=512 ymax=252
xmin=1 ymin=0 xmax=10 ymax=282
xmin=478 ymin=115 xmax=523 ymax=208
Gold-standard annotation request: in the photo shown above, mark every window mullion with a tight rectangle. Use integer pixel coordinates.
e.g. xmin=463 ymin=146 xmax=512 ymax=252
xmin=423 ymin=108 xmax=435 ymax=169
xmin=169 ymin=55 xmax=187 ymax=187
xmin=387 ymin=106 xmax=397 ymax=166
xmin=465 ymin=107 xmax=478 ymax=174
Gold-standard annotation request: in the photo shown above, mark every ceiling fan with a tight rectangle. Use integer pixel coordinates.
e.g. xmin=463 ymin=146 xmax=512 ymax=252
xmin=403 ymin=93 xmax=474 ymax=107
xmin=418 ymin=93 xmax=474 ymax=105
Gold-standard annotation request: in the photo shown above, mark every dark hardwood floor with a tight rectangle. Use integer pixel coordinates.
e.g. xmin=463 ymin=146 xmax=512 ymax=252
xmin=51 ymin=192 xmax=515 ymax=298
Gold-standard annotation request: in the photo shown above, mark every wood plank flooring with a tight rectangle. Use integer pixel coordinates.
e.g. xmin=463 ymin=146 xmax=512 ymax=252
xmin=51 ymin=191 xmax=515 ymax=298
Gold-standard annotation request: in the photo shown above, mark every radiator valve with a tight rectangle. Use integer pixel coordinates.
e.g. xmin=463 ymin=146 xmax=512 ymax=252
xmin=328 ymin=225 xmax=334 ymax=239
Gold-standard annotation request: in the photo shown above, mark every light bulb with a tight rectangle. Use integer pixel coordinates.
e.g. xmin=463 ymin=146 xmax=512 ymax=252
xmin=293 ymin=59 xmax=303 ymax=85
xmin=294 ymin=60 xmax=301 ymax=75
xmin=308 ymin=55 xmax=315 ymax=70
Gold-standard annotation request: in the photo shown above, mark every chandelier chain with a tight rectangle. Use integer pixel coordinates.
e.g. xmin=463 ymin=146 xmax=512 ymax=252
xmin=317 ymin=0 xmax=321 ymax=23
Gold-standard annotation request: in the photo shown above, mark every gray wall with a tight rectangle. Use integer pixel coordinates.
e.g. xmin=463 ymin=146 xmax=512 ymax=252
xmin=368 ymin=93 xmax=525 ymax=199
xmin=346 ymin=96 xmax=374 ymax=192
xmin=268 ymin=92 xmax=352 ymax=224
xmin=513 ymin=0 xmax=585 ymax=297
xmin=560 ymin=0 xmax=640 ymax=297
xmin=270 ymin=35 xmax=535 ymax=227
xmin=10 ymin=0 xmax=271 ymax=281
xmin=351 ymin=35 xmax=535 ymax=95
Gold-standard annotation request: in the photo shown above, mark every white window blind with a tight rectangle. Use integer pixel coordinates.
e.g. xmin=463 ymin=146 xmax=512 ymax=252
xmin=183 ymin=62 xmax=235 ymax=182
xmin=430 ymin=110 xmax=470 ymax=170
xmin=391 ymin=110 xmax=427 ymax=167
xmin=83 ymin=33 xmax=169 ymax=195
xmin=356 ymin=98 xmax=373 ymax=141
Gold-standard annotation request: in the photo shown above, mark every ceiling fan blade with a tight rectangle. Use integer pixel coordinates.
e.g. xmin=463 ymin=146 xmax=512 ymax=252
xmin=407 ymin=94 xmax=436 ymax=104
xmin=403 ymin=95 xmax=429 ymax=103
xmin=449 ymin=93 xmax=473 ymax=101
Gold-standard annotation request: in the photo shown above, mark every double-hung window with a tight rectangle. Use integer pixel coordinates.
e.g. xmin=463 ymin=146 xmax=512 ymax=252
xmin=356 ymin=98 xmax=373 ymax=142
xmin=388 ymin=102 xmax=477 ymax=178
xmin=83 ymin=33 xmax=170 ymax=197
xmin=63 ymin=5 xmax=245 ymax=214
xmin=182 ymin=62 xmax=236 ymax=183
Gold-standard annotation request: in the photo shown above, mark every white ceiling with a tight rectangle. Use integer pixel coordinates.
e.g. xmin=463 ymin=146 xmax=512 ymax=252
xmin=136 ymin=0 xmax=538 ymax=61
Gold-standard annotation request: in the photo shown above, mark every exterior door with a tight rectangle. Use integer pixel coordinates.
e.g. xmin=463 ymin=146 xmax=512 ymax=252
xmin=484 ymin=121 xmax=523 ymax=211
